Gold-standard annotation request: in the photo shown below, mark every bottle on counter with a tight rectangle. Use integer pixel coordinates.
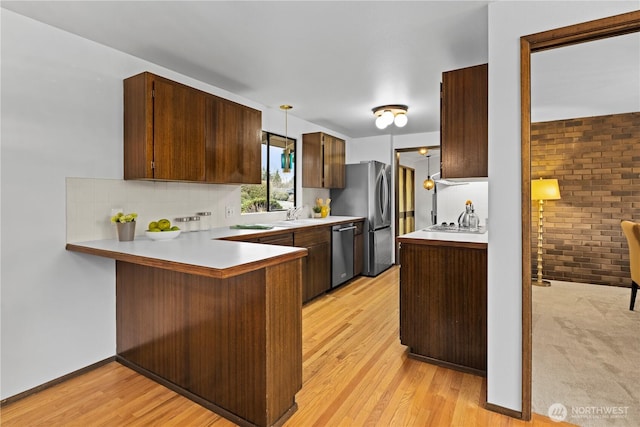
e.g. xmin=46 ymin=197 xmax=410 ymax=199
xmin=190 ymin=216 xmax=201 ymax=232
xmin=174 ymin=216 xmax=192 ymax=232
xmin=196 ymin=211 xmax=212 ymax=231
xmin=469 ymin=207 xmax=479 ymax=231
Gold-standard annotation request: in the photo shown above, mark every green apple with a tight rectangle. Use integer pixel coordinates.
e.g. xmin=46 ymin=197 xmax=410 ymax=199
xmin=157 ymin=219 xmax=171 ymax=231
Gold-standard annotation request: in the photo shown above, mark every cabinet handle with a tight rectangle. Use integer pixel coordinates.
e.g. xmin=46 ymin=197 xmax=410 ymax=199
xmin=334 ymin=226 xmax=357 ymax=232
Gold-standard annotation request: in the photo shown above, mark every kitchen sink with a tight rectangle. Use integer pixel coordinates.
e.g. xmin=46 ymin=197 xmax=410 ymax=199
xmin=272 ymin=219 xmax=323 ymax=227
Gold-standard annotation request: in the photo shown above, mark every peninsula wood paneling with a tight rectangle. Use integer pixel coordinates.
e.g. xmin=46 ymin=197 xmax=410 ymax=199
xmin=116 ymin=260 xmax=302 ymax=427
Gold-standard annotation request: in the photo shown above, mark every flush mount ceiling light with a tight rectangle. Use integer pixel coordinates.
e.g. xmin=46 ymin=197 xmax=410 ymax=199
xmin=372 ymin=105 xmax=408 ymax=130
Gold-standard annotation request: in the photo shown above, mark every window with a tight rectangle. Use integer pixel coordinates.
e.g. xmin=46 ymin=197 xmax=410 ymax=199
xmin=241 ymin=132 xmax=296 ymax=213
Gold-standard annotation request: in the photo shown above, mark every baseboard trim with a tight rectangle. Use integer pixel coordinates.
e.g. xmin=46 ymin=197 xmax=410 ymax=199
xmin=0 ymin=356 xmax=116 ymax=406
xmin=407 ymin=351 xmax=486 ymax=377
xmin=485 ymin=402 xmax=524 ymax=419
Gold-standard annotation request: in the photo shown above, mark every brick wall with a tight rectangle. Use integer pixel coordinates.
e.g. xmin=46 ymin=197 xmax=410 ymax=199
xmin=531 ymin=112 xmax=640 ymax=287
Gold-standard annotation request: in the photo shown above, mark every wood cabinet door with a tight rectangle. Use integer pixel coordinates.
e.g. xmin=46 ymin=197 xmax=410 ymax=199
xmin=205 ymin=96 xmax=261 ymax=184
xmin=124 ymin=72 xmax=153 ymax=180
xmin=302 ymin=132 xmax=345 ymax=188
xmin=153 ymin=77 xmax=206 ymax=181
xmin=324 ymin=135 xmax=345 ymax=188
xmin=441 ymin=63 xmax=488 ymax=179
xmin=295 ymin=227 xmax=331 ymax=303
xmin=302 ymin=242 xmax=331 ymax=303
xmin=302 ymin=133 xmax=323 ymax=188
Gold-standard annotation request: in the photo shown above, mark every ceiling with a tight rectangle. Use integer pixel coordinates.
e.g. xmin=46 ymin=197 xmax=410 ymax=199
xmin=1 ymin=1 xmax=490 ymax=138
xmin=3 ymin=1 xmax=638 ymax=139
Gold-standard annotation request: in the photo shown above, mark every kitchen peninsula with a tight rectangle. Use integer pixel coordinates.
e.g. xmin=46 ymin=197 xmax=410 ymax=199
xmin=66 ymin=216 xmax=361 ymax=427
xmin=397 ymin=228 xmax=488 ymax=376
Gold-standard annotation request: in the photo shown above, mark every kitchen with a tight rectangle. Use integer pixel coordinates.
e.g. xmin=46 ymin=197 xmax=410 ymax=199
xmin=2 ymin=2 xmax=639 ymax=426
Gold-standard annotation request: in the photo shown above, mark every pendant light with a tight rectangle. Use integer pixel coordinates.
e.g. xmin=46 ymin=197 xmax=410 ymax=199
xmin=423 ymin=154 xmax=435 ymax=190
xmin=280 ymin=105 xmax=293 ymax=173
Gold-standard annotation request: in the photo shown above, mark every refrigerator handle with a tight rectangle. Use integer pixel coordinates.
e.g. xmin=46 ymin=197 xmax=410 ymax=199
xmin=380 ymin=171 xmax=389 ymax=220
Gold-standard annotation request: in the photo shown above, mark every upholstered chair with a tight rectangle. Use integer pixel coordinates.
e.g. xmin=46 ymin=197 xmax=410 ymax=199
xmin=621 ymin=220 xmax=639 ymax=311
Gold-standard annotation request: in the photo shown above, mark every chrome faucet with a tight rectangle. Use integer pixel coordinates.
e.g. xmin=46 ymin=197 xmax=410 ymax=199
xmin=286 ymin=207 xmax=302 ymax=220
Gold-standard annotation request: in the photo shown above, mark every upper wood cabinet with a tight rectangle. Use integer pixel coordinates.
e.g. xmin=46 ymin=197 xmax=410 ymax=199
xmin=302 ymin=132 xmax=345 ymax=188
xmin=440 ymin=63 xmax=488 ymax=179
xmin=124 ymin=72 xmax=261 ymax=184
xmin=205 ymin=95 xmax=262 ymax=184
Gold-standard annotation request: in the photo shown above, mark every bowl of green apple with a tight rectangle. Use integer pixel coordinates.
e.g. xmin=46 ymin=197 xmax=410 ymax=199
xmin=146 ymin=218 xmax=181 ymax=241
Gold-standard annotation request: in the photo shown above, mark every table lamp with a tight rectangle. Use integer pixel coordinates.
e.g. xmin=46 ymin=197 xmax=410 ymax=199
xmin=531 ymin=178 xmax=561 ymax=287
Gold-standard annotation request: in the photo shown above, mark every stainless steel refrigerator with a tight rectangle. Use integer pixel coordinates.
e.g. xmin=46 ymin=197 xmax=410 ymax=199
xmin=330 ymin=161 xmax=393 ymax=277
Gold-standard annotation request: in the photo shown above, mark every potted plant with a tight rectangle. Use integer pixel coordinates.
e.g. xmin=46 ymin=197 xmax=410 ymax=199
xmin=312 ymin=205 xmax=322 ymax=218
xmin=111 ymin=212 xmax=138 ymax=241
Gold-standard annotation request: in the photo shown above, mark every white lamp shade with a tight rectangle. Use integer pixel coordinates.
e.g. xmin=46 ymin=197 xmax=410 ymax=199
xmin=381 ymin=110 xmax=394 ymax=126
xmin=375 ymin=116 xmax=388 ymax=129
xmin=394 ymin=113 xmax=408 ymax=127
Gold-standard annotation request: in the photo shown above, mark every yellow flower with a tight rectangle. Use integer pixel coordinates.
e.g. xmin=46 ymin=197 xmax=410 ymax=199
xmin=111 ymin=212 xmax=138 ymax=223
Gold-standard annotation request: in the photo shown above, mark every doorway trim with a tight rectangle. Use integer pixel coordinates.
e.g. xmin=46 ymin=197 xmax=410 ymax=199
xmin=520 ymin=10 xmax=640 ymax=421
xmin=393 ymin=146 xmax=440 ymax=262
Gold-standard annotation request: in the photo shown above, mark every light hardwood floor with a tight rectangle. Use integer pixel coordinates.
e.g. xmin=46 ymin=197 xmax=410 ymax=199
xmin=1 ymin=267 xmax=573 ymax=426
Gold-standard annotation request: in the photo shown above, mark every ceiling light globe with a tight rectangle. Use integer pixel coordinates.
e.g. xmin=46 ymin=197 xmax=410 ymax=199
xmin=381 ymin=110 xmax=394 ymax=126
xmin=375 ymin=116 xmax=388 ymax=129
xmin=394 ymin=113 xmax=408 ymax=127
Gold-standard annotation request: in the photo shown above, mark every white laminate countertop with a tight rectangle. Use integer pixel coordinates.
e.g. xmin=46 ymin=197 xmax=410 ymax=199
xmin=67 ymin=216 xmax=364 ymax=274
xmin=398 ymin=228 xmax=488 ymax=245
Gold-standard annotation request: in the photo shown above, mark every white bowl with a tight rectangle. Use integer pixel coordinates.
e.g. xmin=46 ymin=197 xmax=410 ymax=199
xmin=145 ymin=230 xmax=181 ymax=241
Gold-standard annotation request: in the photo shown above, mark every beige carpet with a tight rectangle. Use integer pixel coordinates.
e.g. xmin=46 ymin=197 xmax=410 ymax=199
xmin=532 ymin=280 xmax=639 ymax=426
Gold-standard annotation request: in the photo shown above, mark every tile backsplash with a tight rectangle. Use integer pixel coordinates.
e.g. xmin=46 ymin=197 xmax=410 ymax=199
xmin=66 ymin=177 xmax=329 ymax=242
xmin=66 ymin=178 xmax=240 ymax=242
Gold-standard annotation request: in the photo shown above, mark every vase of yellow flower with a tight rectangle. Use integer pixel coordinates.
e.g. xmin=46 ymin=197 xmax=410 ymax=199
xmin=111 ymin=212 xmax=138 ymax=241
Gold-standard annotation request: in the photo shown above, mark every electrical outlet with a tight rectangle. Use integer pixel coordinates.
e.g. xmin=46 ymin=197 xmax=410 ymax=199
xmin=225 ymin=206 xmax=235 ymax=218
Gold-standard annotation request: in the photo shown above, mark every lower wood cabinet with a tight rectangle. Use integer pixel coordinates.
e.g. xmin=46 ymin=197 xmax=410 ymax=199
xmin=224 ymin=223 xmax=362 ymax=304
xmin=398 ymin=239 xmax=487 ymax=376
xmin=294 ymin=227 xmax=331 ymax=303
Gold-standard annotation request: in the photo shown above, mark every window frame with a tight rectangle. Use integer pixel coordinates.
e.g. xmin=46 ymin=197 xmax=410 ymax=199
xmin=240 ymin=131 xmax=297 ymax=214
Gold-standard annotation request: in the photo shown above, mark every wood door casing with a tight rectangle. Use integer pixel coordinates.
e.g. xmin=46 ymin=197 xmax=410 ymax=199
xmin=518 ymin=10 xmax=640 ymax=422
xmin=398 ymin=165 xmax=415 ymax=235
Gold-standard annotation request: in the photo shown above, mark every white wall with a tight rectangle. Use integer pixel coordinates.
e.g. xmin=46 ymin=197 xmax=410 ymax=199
xmin=436 ymin=181 xmax=488 ymax=227
xmin=346 ymin=134 xmax=392 ymax=165
xmin=0 ymin=9 xmax=346 ymax=399
xmin=486 ymin=0 xmax=639 ymax=412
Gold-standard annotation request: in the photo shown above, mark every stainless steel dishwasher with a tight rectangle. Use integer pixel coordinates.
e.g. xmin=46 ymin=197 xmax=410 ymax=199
xmin=332 ymin=223 xmax=356 ymax=288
